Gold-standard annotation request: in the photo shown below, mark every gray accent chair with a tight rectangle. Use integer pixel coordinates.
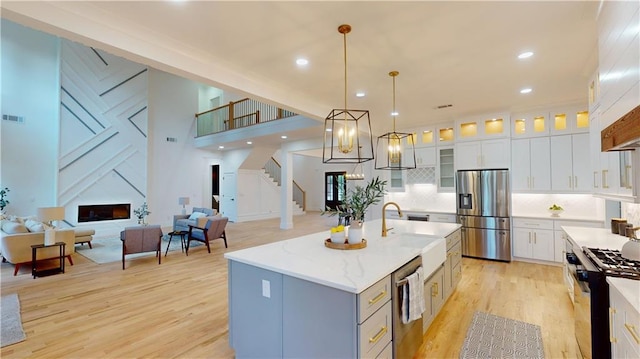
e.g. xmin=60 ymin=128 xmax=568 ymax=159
xmin=186 ymin=216 xmax=229 ymax=255
xmin=120 ymin=225 xmax=163 ymax=270
xmin=173 ymin=207 xmax=217 ymax=232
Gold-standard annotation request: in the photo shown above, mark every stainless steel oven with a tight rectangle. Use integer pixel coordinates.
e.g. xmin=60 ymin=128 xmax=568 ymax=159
xmin=565 ymin=242 xmax=613 ymax=359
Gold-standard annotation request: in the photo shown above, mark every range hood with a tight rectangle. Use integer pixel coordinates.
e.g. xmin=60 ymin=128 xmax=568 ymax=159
xmin=601 ymin=104 xmax=640 ymax=151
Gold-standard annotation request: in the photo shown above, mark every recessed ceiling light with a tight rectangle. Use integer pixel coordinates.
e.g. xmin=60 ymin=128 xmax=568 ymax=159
xmin=326 ymin=128 xmax=332 ymax=132
xmin=423 ymin=130 xmax=432 ymax=133
xmin=218 ymin=145 xmax=224 ymax=149
xmin=281 ymin=135 xmax=287 ymax=139
xmin=247 ymin=141 xmax=252 ymax=145
xmin=391 ymin=112 xmax=399 ymax=116
xmin=356 ymin=92 xmax=365 ymax=97
xmin=520 ymin=88 xmax=532 ymax=94
xmin=518 ymin=51 xmax=534 ymax=59
xmin=296 ymin=58 xmax=308 ymax=66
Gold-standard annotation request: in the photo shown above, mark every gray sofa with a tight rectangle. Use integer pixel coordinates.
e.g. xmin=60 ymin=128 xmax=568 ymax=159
xmin=173 ymin=207 xmax=217 ymax=232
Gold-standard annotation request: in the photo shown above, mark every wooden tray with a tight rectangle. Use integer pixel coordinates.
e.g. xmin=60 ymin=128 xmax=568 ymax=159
xmin=324 ymin=238 xmax=367 ymax=250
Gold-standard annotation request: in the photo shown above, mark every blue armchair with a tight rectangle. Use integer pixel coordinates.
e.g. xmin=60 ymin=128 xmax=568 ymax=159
xmin=173 ymin=207 xmax=216 ymax=232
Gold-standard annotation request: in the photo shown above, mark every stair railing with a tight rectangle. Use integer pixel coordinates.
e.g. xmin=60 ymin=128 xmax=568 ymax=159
xmin=195 ymin=98 xmax=297 ymax=137
xmin=263 ymin=157 xmax=306 ymax=211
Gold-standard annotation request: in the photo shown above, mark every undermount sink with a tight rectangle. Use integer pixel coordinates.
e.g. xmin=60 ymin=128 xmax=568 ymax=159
xmin=395 ymin=233 xmax=447 ymax=278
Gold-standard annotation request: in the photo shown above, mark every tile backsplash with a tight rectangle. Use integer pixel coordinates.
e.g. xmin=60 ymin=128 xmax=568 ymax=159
xmin=622 ymin=202 xmax=640 ymax=226
xmin=386 ymin=184 xmax=606 ymax=221
xmin=511 ymin=193 xmax=605 ymax=220
xmin=386 ymin=184 xmax=456 ymax=212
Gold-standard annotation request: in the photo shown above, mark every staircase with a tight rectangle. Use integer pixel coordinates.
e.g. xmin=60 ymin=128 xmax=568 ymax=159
xmin=263 ymin=157 xmax=306 ymax=213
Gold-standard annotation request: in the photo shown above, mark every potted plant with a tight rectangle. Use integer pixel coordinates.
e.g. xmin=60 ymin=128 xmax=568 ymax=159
xmin=0 ymin=187 xmax=9 ymax=213
xmin=322 ymin=177 xmax=387 ymax=243
xmin=134 ymin=202 xmax=151 ymax=224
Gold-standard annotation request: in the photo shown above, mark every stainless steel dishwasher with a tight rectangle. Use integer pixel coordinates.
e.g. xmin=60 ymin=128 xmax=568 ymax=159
xmin=391 ymin=255 xmax=423 ymax=359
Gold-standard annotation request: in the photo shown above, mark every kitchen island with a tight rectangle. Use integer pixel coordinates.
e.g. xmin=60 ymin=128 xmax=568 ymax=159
xmin=225 ymin=219 xmax=461 ymax=358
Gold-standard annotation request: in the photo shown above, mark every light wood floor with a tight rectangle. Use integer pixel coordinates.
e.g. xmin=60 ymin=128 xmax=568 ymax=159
xmin=1 ymin=212 xmax=578 ymax=358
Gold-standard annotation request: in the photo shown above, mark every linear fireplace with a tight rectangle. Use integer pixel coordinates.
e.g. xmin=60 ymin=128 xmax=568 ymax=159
xmin=78 ymin=203 xmax=131 ymax=223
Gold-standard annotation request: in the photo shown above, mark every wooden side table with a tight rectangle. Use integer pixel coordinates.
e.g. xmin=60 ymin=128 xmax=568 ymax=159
xmin=31 ymin=242 xmax=66 ymax=279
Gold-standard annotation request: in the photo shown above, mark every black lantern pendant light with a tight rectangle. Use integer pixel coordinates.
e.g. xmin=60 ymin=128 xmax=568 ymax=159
xmin=322 ymin=24 xmax=374 ymax=164
xmin=375 ymin=71 xmax=416 ymax=170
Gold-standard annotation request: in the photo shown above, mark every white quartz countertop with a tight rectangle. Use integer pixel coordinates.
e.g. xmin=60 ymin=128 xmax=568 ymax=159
xmin=224 ymin=219 xmax=461 ymax=294
xmin=607 ymin=277 xmax=640 ymax=314
xmin=562 ymin=226 xmax=630 ymax=250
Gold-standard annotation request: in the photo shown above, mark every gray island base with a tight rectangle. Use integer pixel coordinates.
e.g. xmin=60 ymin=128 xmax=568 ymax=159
xmin=225 ymin=219 xmax=461 ymax=358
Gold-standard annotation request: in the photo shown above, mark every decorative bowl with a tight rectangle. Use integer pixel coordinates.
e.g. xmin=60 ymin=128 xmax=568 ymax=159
xmin=548 ymin=209 xmax=564 ymax=217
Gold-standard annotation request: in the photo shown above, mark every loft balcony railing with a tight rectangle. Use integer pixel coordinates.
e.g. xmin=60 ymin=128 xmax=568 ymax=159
xmin=195 ymin=98 xmax=297 ymax=137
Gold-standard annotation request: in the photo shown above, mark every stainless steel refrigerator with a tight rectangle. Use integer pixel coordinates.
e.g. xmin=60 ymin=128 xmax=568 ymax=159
xmin=456 ymin=169 xmax=511 ymax=261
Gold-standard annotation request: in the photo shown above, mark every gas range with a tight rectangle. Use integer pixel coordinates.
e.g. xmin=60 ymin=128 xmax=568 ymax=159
xmin=583 ymin=247 xmax=640 ymax=280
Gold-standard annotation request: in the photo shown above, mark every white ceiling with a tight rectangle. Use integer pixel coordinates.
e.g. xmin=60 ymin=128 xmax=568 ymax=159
xmin=2 ymin=1 xmax=600 ymax=150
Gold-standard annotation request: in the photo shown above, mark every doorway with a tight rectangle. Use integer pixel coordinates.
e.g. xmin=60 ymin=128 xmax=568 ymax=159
xmin=211 ymin=165 xmax=220 ymax=212
xmin=324 ymin=171 xmax=347 ymax=210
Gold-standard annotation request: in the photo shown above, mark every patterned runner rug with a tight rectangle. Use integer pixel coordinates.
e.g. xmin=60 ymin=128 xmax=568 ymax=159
xmin=460 ymin=311 xmax=544 ymax=359
xmin=1 ymin=293 xmax=26 ymax=347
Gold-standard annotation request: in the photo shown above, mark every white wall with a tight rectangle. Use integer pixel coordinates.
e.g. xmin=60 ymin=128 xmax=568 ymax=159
xmin=1 ymin=20 xmax=60 ymax=215
xmin=1 ymin=20 xmax=223 ymax=237
xmin=147 ymin=69 xmax=221 ymax=229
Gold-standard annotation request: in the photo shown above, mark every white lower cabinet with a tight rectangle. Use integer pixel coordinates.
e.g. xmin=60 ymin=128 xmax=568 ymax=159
xmin=609 ymin=281 xmax=640 ymax=359
xmin=512 ymin=218 xmax=555 ymax=262
xmin=423 ymin=229 xmax=462 ymax=334
xmin=422 ymin=264 xmax=444 ymax=333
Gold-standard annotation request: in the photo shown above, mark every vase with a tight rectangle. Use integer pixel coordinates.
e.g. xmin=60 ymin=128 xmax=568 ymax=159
xmin=348 ymin=221 xmax=364 ymax=244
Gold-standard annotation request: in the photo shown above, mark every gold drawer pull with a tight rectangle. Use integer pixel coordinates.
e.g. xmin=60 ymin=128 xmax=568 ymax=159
xmin=625 ymin=323 xmax=640 ymax=344
xmin=609 ymin=308 xmax=617 ymax=343
xmin=368 ymin=290 xmax=387 ymax=305
xmin=369 ymin=325 xmax=388 ymax=344
xmin=432 ymin=282 xmax=439 ymax=297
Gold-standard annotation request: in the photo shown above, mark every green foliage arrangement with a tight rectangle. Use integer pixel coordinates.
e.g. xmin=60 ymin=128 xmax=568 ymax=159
xmin=322 ymin=176 xmax=387 ymax=222
xmin=134 ymin=202 xmax=151 ymax=223
xmin=0 ymin=187 xmax=10 ymax=211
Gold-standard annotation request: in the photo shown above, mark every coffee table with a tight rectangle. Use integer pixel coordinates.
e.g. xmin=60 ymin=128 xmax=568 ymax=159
xmin=166 ymin=230 xmax=188 ymax=256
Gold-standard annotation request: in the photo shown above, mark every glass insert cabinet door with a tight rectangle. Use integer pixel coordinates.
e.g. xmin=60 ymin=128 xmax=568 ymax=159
xmin=325 ymin=172 xmax=346 ymax=210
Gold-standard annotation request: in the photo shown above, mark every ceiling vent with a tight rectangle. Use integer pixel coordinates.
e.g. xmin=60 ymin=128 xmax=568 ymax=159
xmin=435 ymin=104 xmax=453 ymax=109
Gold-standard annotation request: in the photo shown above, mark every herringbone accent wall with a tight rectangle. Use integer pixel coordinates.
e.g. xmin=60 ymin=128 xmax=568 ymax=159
xmin=59 ymin=40 xmax=148 ymax=225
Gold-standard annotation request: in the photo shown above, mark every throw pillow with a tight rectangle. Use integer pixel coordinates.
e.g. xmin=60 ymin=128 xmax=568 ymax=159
xmin=188 ymin=212 xmax=206 ymax=220
xmin=2 ymin=221 xmax=29 ymax=234
xmin=24 ymin=219 xmax=46 ymax=232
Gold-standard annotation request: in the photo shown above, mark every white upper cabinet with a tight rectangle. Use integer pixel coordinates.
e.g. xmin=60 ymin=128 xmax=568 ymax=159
xmin=456 ymin=138 xmax=510 ymax=170
xmin=405 ymin=127 xmax=436 ymax=148
xmin=548 ymin=104 xmax=590 ymax=135
xmin=455 ymin=112 xmax=510 ymax=141
xmin=550 ymin=133 xmax=591 ymax=192
xmin=511 ymin=137 xmax=551 ymax=192
xmin=511 ymin=111 xmax=550 ymax=138
xmin=414 ymin=147 xmax=436 ymax=167
xmin=437 ymin=146 xmax=455 ymax=191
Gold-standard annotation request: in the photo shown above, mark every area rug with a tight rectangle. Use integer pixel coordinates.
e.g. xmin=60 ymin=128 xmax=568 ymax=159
xmin=1 ymin=293 xmax=26 ymax=347
xmin=76 ymin=235 xmax=201 ymax=264
xmin=459 ymin=311 xmax=544 ymax=359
